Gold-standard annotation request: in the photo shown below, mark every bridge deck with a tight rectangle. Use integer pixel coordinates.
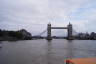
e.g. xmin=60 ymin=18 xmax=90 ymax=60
xmin=51 ymin=27 xmax=67 ymax=29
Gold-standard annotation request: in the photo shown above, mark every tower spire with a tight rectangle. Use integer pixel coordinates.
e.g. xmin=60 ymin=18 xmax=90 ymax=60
xmin=69 ymin=22 xmax=71 ymax=25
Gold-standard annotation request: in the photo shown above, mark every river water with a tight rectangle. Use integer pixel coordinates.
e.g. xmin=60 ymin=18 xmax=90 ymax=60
xmin=0 ymin=39 xmax=96 ymax=64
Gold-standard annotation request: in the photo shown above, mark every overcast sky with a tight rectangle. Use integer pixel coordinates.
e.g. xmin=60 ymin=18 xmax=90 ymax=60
xmin=0 ymin=0 xmax=96 ymax=36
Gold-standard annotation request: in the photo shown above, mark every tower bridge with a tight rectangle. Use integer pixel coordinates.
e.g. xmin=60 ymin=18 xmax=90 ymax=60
xmin=47 ymin=23 xmax=73 ymax=40
xmin=34 ymin=22 xmax=75 ymax=40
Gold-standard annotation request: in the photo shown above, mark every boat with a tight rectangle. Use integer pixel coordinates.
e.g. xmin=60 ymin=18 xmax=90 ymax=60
xmin=65 ymin=58 xmax=96 ymax=64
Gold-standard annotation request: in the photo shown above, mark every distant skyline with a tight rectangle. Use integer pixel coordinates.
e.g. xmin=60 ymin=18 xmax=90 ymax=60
xmin=0 ymin=0 xmax=96 ymax=36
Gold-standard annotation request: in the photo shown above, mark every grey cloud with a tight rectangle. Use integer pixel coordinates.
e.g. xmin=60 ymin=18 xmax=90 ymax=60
xmin=0 ymin=0 xmax=96 ymax=36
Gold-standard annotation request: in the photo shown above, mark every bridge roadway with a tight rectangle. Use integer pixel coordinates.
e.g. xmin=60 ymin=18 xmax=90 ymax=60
xmin=51 ymin=27 xmax=68 ymax=29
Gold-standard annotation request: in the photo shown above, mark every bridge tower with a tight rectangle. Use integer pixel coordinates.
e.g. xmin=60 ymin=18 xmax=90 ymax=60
xmin=47 ymin=23 xmax=52 ymax=40
xmin=67 ymin=22 xmax=73 ymax=40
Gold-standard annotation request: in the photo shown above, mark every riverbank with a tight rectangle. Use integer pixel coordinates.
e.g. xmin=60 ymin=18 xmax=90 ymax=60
xmin=0 ymin=29 xmax=32 ymax=41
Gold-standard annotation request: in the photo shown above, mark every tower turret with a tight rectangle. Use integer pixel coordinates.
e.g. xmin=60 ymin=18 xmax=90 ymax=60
xmin=47 ymin=23 xmax=52 ymax=40
xmin=67 ymin=22 xmax=73 ymax=40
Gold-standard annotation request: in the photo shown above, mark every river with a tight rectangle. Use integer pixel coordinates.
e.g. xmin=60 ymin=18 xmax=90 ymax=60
xmin=0 ymin=39 xmax=96 ymax=64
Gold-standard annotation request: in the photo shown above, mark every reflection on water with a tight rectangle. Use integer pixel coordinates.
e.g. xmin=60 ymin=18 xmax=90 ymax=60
xmin=65 ymin=40 xmax=73 ymax=59
xmin=47 ymin=40 xmax=52 ymax=64
xmin=0 ymin=41 xmax=2 ymax=49
xmin=0 ymin=39 xmax=96 ymax=64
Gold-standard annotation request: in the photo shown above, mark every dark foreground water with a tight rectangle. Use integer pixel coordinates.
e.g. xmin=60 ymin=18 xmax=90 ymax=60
xmin=0 ymin=39 xmax=96 ymax=64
